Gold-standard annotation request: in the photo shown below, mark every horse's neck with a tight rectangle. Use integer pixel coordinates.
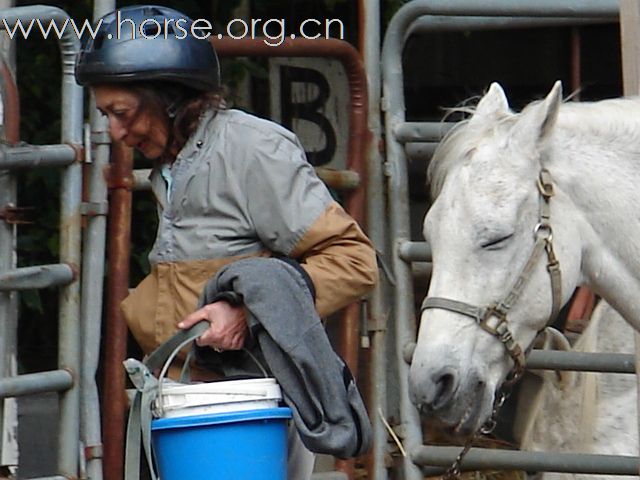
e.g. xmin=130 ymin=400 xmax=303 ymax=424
xmin=548 ymin=105 xmax=640 ymax=329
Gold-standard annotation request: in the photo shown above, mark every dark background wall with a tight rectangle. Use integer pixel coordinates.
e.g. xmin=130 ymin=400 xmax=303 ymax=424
xmin=402 ymin=23 xmax=622 ymax=219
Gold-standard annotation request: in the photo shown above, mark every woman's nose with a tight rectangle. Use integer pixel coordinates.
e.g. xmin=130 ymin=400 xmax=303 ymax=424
xmin=108 ymin=118 xmax=127 ymax=142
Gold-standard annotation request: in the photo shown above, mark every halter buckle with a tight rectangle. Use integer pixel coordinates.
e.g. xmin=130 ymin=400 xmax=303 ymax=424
xmin=537 ymin=169 xmax=554 ymax=198
xmin=479 ymin=304 xmax=508 ymax=336
xmin=480 ymin=304 xmax=526 ymax=372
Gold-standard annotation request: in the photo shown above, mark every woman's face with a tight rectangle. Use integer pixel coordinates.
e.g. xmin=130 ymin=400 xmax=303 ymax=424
xmin=93 ymin=84 xmax=170 ymax=160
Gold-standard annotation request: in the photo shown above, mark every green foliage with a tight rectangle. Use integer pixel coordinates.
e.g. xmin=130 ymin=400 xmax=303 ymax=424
xmin=382 ymin=0 xmax=408 ymax=29
xmin=12 ymin=1 xmax=90 ymax=371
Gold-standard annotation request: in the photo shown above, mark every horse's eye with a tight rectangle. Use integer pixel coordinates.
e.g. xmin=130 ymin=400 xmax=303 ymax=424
xmin=481 ymin=234 xmax=513 ymax=250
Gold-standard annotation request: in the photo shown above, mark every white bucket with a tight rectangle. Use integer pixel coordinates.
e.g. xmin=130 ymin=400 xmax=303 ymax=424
xmin=154 ymin=377 xmax=282 ymax=418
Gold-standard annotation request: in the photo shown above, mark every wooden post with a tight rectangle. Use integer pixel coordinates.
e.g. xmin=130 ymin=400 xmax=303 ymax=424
xmin=620 ymin=0 xmax=640 ymax=95
xmin=619 ymin=0 xmax=640 ymax=474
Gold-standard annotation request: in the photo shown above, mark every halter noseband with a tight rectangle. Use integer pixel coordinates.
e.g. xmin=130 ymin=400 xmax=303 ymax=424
xmin=421 ymin=169 xmax=562 ymax=382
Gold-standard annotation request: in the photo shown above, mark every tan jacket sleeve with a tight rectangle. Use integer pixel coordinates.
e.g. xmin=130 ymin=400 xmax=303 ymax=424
xmin=290 ymin=201 xmax=378 ymax=317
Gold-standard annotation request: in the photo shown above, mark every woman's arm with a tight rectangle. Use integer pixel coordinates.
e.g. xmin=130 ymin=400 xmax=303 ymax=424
xmin=291 ymin=201 xmax=378 ymax=317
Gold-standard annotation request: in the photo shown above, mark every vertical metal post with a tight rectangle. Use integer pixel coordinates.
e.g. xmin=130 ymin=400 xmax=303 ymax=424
xmin=79 ymin=3 xmax=114 ymax=479
xmin=381 ymin=7 xmax=424 ymax=479
xmin=359 ymin=0 xmax=390 ymax=478
xmin=102 ymin=142 xmax=134 ymax=480
xmin=0 ymin=9 xmax=18 ymax=472
xmin=56 ymin=10 xmax=83 ymax=476
xmin=619 ymin=1 xmax=640 ymax=474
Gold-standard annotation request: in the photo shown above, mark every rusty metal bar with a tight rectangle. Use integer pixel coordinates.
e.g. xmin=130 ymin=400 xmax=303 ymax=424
xmin=211 ymin=38 xmax=370 ymax=238
xmin=102 ymin=142 xmax=133 ymax=480
xmin=0 ymin=59 xmax=19 ymax=143
xmin=570 ymin=27 xmax=582 ymax=99
xmin=217 ymin=39 xmax=370 ymax=480
xmin=132 ymin=166 xmax=360 ymax=192
xmin=211 ymin=38 xmax=370 ymax=338
xmin=219 ymin=37 xmax=371 ymax=480
xmin=315 ymin=167 xmax=360 ymax=191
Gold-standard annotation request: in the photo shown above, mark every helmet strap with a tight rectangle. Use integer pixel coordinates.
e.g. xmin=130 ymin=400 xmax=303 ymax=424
xmin=166 ymin=99 xmax=180 ymax=119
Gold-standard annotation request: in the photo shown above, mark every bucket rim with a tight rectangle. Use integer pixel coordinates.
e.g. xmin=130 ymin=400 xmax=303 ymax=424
xmin=151 ymin=406 xmax=292 ymax=430
xmin=160 ymin=377 xmax=279 ymax=395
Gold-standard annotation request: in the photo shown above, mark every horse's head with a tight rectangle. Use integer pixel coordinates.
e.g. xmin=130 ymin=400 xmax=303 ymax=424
xmin=409 ymin=82 xmax=582 ymax=436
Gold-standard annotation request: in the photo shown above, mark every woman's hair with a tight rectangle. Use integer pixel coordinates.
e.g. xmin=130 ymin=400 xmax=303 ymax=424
xmin=127 ymin=82 xmax=226 ymax=162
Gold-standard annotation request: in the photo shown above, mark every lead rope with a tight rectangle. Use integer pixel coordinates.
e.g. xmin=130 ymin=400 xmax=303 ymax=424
xmin=442 ymin=372 xmax=519 ymax=479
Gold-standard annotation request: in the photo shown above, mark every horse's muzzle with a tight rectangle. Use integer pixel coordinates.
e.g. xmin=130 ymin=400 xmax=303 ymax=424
xmin=409 ymin=362 xmax=491 ymax=435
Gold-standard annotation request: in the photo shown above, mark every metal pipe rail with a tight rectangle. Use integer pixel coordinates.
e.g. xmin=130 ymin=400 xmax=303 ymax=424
xmin=28 ymin=477 xmax=69 ymax=480
xmin=394 ymin=122 xmax=456 ymax=143
xmin=404 ymin=142 xmax=439 ymax=160
xmin=0 ymin=144 xmax=77 ymax=170
xmin=0 ymin=264 xmax=75 ymax=291
xmin=410 ymin=16 xmax=615 ymax=34
xmin=527 ymin=350 xmax=636 ymax=373
xmin=381 ymin=2 xmax=621 ymax=479
xmin=404 ymin=342 xmax=636 ymax=374
xmin=0 ymin=370 xmax=73 ymax=398
xmin=398 ymin=241 xmax=431 ymax=263
xmin=413 ymin=446 xmax=639 ymax=476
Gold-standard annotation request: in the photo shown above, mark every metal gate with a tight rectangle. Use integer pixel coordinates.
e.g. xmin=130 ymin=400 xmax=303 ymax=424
xmin=0 ymin=5 xmax=106 ymax=479
xmin=378 ymin=1 xmax=639 ymax=479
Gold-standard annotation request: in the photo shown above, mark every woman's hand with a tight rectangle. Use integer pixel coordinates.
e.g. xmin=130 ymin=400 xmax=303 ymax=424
xmin=178 ymin=300 xmax=248 ymax=351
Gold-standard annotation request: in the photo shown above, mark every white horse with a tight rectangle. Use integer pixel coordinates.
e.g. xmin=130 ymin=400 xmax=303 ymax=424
xmin=521 ymin=300 xmax=637 ymax=480
xmin=408 ymin=82 xmax=640 ymax=442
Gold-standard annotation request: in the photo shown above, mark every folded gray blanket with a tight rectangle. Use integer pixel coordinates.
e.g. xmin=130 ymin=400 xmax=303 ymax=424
xmin=194 ymin=257 xmax=372 ymax=458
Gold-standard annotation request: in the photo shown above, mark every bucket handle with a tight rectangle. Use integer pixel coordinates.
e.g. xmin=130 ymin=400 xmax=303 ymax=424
xmin=153 ymin=325 xmax=270 ymax=415
xmin=155 ymin=334 xmax=200 ymax=417
xmin=124 ymin=320 xmax=209 ymax=480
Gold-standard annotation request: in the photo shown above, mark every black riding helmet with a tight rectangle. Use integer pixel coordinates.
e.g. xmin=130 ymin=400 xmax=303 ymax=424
xmin=75 ymin=5 xmax=220 ymax=91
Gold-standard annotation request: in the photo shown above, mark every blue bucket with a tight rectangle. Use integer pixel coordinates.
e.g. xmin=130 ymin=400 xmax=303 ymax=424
xmin=151 ymin=406 xmax=292 ymax=480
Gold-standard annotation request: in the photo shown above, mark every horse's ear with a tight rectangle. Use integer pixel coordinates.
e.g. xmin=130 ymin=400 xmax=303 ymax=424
xmin=513 ymin=80 xmax=563 ymax=149
xmin=469 ymin=82 xmax=510 ymax=125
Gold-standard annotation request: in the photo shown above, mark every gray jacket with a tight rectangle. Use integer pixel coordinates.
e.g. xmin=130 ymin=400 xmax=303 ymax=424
xmin=194 ymin=257 xmax=372 ymax=458
xmin=148 ymin=108 xmax=332 ymax=264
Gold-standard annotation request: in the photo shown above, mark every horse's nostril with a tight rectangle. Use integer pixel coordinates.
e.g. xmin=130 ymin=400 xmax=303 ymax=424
xmin=409 ymin=365 xmax=460 ymax=412
xmin=430 ymin=368 xmax=457 ymax=410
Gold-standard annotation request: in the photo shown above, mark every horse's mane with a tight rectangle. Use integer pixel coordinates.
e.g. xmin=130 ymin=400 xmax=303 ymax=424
xmin=427 ymin=108 xmax=516 ymax=199
xmin=428 ymin=96 xmax=640 ymax=200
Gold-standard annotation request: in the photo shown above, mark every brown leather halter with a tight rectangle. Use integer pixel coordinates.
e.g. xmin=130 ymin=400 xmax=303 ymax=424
xmin=420 ymin=169 xmax=563 ymax=382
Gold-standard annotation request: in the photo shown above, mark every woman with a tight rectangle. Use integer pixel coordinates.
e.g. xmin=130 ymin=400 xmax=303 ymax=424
xmin=75 ymin=5 xmax=377 ymax=479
